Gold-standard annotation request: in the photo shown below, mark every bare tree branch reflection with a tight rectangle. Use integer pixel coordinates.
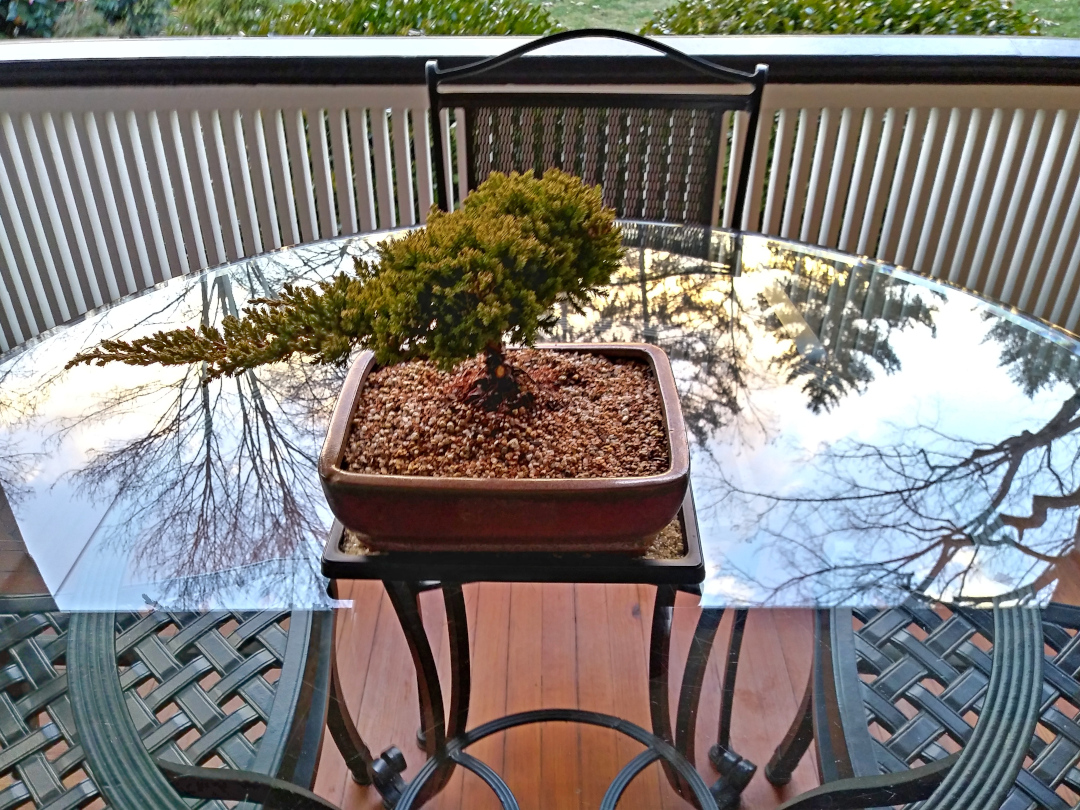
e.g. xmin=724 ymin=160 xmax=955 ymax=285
xmin=714 ymin=308 xmax=1080 ymax=605
xmin=53 ymin=244 xmax=364 ymax=608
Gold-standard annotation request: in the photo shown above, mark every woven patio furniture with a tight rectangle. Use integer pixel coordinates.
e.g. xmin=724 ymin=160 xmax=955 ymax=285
xmin=426 ymin=29 xmax=768 ymax=229
xmin=0 ymin=594 xmax=335 ymax=809
xmin=765 ymin=597 xmax=1069 ymax=810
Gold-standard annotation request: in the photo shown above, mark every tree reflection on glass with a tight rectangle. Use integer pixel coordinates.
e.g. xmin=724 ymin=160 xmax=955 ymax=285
xmin=548 ymin=230 xmax=1080 ymax=607
xmin=767 ymin=253 xmax=940 ymax=413
xmin=714 ymin=299 xmax=1080 ymax=606
xmin=550 ymin=229 xmax=943 ymax=444
xmin=26 ymin=221 xmax=1080 ymax=611
xmin=53 ymin=241 xmax=364 ymax=608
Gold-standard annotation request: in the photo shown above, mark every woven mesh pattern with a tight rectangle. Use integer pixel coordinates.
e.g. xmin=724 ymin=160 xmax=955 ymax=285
xmin=0 ymin=606 xmax=293 ymax=809
xmin=116 ymin=610 xmax=288 ymax=774
xmin=852 ymin=603 xmax=1080 ymax=809
xmin=466 ymin=105 xmax=724 ymax=225
xmin=0 ymin=608 xmax=88 ymax=809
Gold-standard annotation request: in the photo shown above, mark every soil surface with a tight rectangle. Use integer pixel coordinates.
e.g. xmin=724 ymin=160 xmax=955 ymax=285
xmin=342 ymin=348 xmax=670 ymax=479
xmin=342 ymin=516 xmax=686 ymax=559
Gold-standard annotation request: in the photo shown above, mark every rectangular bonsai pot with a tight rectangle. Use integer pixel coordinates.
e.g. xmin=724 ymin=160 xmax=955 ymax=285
xmin=318 ymin=343 xmax=689 ymax=553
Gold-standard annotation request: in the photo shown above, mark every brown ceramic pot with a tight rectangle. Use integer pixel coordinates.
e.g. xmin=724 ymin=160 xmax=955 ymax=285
xmin=318 ymin=343 xmax=689 ymax=553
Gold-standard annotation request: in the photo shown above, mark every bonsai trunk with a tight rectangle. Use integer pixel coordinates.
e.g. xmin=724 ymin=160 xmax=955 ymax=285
xmin=464 ymin=343 xmax=534 ymax=412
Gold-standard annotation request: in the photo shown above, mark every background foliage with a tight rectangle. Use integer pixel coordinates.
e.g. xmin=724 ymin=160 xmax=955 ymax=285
xmin=15 ymin=0 xmax=1065 ymax=40
xmin=640 ymin=0 xmax=1043 ymax=35
xmin=167 ymin=0 xmax=560 ymax=35
xmin=17 ymin=0 xmax=168 ymax=36
xmin=1 ymin=0 xmax=65 ymax=36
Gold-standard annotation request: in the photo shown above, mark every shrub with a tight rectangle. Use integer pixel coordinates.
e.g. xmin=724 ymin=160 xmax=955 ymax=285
xmin=94 ymin=0 xmax=168 ymax=34
xmin=54 ymin=1 xmax=118 ymax=35
xmin=640 ymin=0 xmax=1043 ymax=35
xmin=168 ymin=0 xmax=560 ymax=36
xmin=0 ymin=0 xmax=64 ymax=36
xmin=48 ymin=0 xmax=166 ymax=36
xmin=67 ymin=170 xmax=622 ymax=410
xmin=165 ymin=0 xmax=275 ymax=34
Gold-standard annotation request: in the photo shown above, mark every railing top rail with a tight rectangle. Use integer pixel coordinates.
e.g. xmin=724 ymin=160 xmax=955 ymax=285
xmin=1 ymin=35 xmax=1080 ymax=86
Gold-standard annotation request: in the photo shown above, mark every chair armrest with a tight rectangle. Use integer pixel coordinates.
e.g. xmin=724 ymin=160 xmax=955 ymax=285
xmin=776 ymin=753 xmax=959 ymax=810
xmin=68 ymin=612 xmax=190 ymax=810
xmin=156 ymin=758 xmax=342 ymax=810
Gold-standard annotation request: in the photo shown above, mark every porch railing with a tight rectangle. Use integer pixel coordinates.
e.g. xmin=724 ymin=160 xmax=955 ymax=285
xmin=1 ymin=36 xmax=1080 ymax=352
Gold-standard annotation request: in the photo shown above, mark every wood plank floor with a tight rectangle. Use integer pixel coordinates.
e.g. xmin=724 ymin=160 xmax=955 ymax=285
xmin=0 ymin=486 xmax=821 ymax=810
xmin=0 ymin=485 xmax=47 ymax=595
xmin=314 ymin=581 xmax=820 ymax=810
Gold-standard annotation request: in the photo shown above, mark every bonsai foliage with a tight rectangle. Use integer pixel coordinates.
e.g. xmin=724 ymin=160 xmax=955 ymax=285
xmin=67 ymin=169 xmax=622 ymax=410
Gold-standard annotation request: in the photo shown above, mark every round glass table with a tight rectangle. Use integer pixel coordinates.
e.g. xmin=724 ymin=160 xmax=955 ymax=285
xmin=2 ymin=222 xmax=1079 ymax=810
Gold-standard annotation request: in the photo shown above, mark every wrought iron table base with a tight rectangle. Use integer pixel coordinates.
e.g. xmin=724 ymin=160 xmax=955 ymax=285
xmin=325 ymin=580 xmax=755 ymax=810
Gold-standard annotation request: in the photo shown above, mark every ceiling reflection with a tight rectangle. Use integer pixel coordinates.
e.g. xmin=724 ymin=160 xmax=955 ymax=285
xmin=3 ymin=224 xmax=1080 ymax=609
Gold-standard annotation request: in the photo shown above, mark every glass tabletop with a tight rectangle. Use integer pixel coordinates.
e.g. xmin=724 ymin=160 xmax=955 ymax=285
xmin=1 ymin=222 xmax=1077 ymax=612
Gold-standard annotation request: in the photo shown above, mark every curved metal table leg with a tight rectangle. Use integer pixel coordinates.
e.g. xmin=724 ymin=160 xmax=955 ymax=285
xmin=652 ymin=590 xmax=757 ymax=810
xmin=395 ymin=709 xmax=719 ymax=810
xmin=415 ymin=590 xmax=428 ymax=751
xmin=443 ymin=582 xmax=472 ymax=743
xmin=704 ymin=608 xmax=756 ymax=809
xmin=325 ymin=580 xmax=376 ymax=786
xmin=381 ymin=580 xmax=471 ymax=809
xmin=649 ymin=584 xmax=682 ymax=793
xmin=354 ymin=579 xmax=724 ymax=810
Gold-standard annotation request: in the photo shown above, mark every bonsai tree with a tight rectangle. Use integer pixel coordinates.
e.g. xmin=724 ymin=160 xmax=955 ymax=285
xmin=67 ymin=169 xmax=623 ymax=411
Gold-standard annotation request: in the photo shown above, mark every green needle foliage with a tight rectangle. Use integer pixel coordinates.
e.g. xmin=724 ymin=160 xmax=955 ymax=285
xmin=641 ymin=0 xmax=1043 ymax=34
xmin=67 ymin=169 xmax=622 ymax=406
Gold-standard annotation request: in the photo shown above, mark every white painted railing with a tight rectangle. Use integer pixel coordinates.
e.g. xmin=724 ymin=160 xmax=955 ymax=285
xmin=0 ymin=86 xmax=439 ymax=350
xmin=2 ymin=38 xmax=1080 ymax=352
xmin=745 ymin=85 xmax=1080 ymax=331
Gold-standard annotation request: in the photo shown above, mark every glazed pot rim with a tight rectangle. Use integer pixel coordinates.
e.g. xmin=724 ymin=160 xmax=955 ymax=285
xmin=318 ymin=342 xmax=690 ymax=493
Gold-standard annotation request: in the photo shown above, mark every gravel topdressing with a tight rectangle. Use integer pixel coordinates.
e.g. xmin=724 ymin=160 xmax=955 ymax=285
xmin=342 ymin=348 xmax=670 ymax=479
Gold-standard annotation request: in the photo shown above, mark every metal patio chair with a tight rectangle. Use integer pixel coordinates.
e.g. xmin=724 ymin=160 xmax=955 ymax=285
xmin=0 ymin=594 xmax=337 ymax=810
xmin=764 ymin=597 xmax=1080 ymax=810
xmin=426 ymin=29 xmax=768 ymax=230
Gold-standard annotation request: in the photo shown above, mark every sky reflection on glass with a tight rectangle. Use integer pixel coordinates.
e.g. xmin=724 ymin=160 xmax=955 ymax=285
xmin=0 ymin=235 xmax=386 ymax=610
xmin=2 ymin=225 xmax=1080 ymax=610
xmin=578 ymin=228 xmax=1080 ymax=608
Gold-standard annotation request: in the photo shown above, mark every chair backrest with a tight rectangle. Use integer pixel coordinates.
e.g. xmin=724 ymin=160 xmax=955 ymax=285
xmin=426 ymin=30 xmax=768 ymax=227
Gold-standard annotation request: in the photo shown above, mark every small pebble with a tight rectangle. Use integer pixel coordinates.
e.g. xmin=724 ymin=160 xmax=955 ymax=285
xmin=342 ymin=349 xmax=670 ymax=480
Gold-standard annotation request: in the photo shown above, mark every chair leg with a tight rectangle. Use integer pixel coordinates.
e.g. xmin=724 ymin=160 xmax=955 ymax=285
xmin=766 ymin=671 xmax=814 ymax=786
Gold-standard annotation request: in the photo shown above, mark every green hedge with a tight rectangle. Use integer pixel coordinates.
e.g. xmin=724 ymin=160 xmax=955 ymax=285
xmin=168 ymin=0 xmax=560 ymax=36
xmin=641 ymin=0 xmax=1043 ymax=35
xmin=1 ymin=0 xmax=65 ymax=36
xmin=13 ymin=0 xmax=167 ymax=37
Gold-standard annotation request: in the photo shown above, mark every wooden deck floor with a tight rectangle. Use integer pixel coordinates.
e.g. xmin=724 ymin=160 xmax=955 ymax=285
xmin=1 ymin=482 xmax=820 ymax=809
xmin=314 ymin=582 xmax=820 ymax=810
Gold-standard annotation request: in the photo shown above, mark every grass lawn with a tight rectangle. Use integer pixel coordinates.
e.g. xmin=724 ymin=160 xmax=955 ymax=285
xmin=1017 ymin=0 xmax=1080 ymax=36
xmin=535 ymin=0 xmax=659 ymax=32
xmin=531 ymin=0 xmax=1080 ymax=36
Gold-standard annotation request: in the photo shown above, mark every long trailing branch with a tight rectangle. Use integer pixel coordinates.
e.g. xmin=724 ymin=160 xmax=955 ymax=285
xmin=65 ymin=170 xmax=623 ymax=414
xmin=65 ymin=268 xmax=375 ymax=380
